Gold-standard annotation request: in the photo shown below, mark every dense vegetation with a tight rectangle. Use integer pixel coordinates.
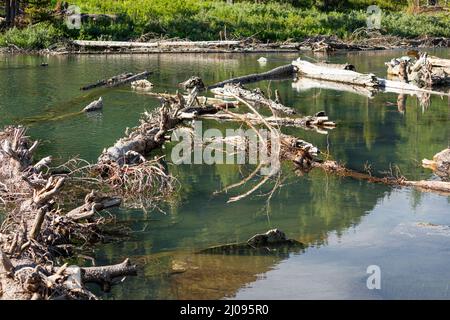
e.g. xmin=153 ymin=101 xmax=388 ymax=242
xmin=0 ymin=0 xmax=449 ymax=49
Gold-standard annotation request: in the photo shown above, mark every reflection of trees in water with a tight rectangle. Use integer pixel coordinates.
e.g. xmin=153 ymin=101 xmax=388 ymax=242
xmin=98 ymin=161 xmax=390 ymax=299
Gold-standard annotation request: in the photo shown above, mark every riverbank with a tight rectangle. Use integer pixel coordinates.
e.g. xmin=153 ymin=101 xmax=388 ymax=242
xmin=1 ymin=1 xmax=449 ymax=53
xmin=1 ymin=35 xmax=449 ymax=56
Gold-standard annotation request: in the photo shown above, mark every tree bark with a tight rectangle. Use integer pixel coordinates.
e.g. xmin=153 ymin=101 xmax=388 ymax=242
xmin=81 ymin=259 xmax=137 ymax=291
xmin=5 ymin=0 xmax=11 ymax=27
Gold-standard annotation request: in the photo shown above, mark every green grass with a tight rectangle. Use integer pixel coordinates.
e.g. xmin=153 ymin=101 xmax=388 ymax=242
xmin=1 ymin=0 xmax=449 ymax=49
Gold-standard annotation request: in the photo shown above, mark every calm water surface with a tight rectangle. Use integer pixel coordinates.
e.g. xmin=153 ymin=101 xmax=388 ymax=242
xmin=1 ymin=49 xmax=449 ymax=299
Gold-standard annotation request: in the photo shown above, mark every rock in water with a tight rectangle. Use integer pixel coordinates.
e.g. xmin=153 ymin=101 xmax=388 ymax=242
xmin=83 ymin=97 xmax=103 ymax=112
xmin=422 ymin=148 xmax=450 ymax=180
xmin=131 ymin=79 xmax=153 ymax=90
xmin=257 ymin=57 xmax=268 ymax=64
xmin=247 ymin=229 xmax=287 ymax=247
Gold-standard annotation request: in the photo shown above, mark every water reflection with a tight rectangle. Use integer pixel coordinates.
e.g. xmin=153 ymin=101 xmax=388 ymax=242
xmin=1 ymin=49 xmax=449 ymax=299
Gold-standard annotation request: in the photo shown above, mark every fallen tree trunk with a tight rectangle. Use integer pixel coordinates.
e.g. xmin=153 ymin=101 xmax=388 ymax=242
xmin=72 ymin=40 xmax=241 ymax=49
xmin=207 ymin=64 xmax=297 ymax=90
xmin=308 ymin=160 xmax=450 ymax=194
xmin=81 ymin=71 xmax=152 ymax=91
xmin=211 ymin=84 xmax=296 ymax=115
xmin=292 ymin=59 xmax=380 ymax=87
xmin=196 ymin=111 xmax=335 ymax=133
xmin=293 ymin=59 xmax=450 ymax=96
xmin=81 ymin=258 xmax=137 ymax=291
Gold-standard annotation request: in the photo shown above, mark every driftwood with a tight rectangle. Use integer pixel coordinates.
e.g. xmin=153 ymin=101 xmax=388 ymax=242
xmin=211 ymin=84 xmax=296 ymax=115
xmin=72 ymin=40 xmax=241 ymax=49
xmin=81 ymin=71 xmax=152 ymax=91
xmin=81 ymin=258 xmax=137 ymax=291
xmin=386 ymin=52 xmax=450 ymax=87
xmin=207 ymin=64 xmax=296 ymax=90
xmin=293 ymin=58 xmax=380 ymax=87
xmin=196 ymin=110 xmax=335 ymax=133
xmin=422 ymin=148 xmax=450 ymax=181
xmin=66 ymin=191 xmax=122 ymax=221
xmin=293 ymin=59 xmax=450 ymax=97
xmin=0 ymin=127 xmax=136 ymax=299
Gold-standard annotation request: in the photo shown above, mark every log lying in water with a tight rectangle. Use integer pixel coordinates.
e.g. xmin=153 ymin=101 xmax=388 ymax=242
xmin=292 ymin=58 xmax=380 ymax=87
xmin=98 ymin=90 xmax=235 ymax=166
xmin=81 ymin=71 xmax=152 ymax=91
xmin=196 ymin=110 xmax=335 ymax=133
xmin=293 ymin=59 xmax=450 ymax=97
xmin=207 ymin=64 xmax=297 ymax=90
xmin=211 ymin=84 xmax=296 ymax=115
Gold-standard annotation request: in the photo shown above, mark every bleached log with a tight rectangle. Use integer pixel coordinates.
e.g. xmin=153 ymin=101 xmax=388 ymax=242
xmin=72 ymin=40 xmax=240 ymax=49
xmin=293 ymin=59 xmax=450 ymax=96
xmin=197 ymin=111 xmax=335 ymax=132
xmin=211 ymin=84 xmax=296 ymax=114
xmin=291 ymin=78 xmax=376 ymax=98
xmin=292 ymin=59 xmax=380 ymax=87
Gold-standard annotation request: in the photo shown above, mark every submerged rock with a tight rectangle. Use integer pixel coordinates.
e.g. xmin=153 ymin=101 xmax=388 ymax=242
xmin=247 ymin=228 xmax=287 ymax=247
xmin=198 ymin=229 xmax=304 ymax=256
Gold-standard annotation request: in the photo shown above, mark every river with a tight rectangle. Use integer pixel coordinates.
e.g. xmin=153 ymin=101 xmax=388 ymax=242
xmin=1 ymin=49 xmax=449 ymax=299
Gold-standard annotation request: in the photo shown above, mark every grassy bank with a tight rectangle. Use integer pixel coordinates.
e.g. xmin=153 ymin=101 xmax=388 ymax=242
xmin=1 ymin=0 xmax=449 ymax=49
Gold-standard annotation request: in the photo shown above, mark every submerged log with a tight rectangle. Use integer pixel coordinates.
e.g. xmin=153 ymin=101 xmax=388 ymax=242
xmin=81 ymin=71 xmax=152 ymax=91
xmin=199 ymin=229 xmax=304 ymax=255
xmin=81 ymin=258 xmax=137 ymax=291
xmin=293 ymin=59 xmax=450 ymax=97
xmin=291 ymin=77 xmax=376 ymax=98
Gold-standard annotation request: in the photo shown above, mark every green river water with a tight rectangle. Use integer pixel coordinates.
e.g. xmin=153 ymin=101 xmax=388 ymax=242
xmin=1 ymin=49 xmax=450 ymax=299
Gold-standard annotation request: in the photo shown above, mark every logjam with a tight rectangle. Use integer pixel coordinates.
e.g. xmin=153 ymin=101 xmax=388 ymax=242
xmin=0 ymin=127 xmax=137 ymax=299
xmin=386 ymin=52 xmax=450 ymax=87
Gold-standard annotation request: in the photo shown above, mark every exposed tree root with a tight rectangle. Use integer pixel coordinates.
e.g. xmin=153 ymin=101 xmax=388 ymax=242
xmin=0 ymin=127 xmax=137 ymax=300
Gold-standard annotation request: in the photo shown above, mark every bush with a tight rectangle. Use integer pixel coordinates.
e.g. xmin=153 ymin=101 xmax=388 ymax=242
xmin=0 ymin=22 xmax=62 ymax=49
